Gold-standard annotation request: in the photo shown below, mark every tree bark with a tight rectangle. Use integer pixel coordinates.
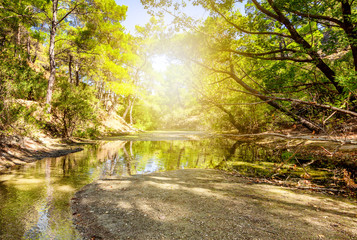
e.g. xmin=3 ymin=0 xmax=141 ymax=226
xmin=75 ymin=62 xmax=80 ymax=86
xmin=14 ymin=25 xmax=21 ymax=59
xmin=33 ymin=39 xmax=39 ymax=63
xmin=46 ymin=0 xmax=58 ymax=113
xmin=341 ymin=0 xmax=357 ymax=71
xmin=129 ymin=97 xmax=136 ymax=125
xmin=27 ymin=34 xmax=31 ymax=62
xmin=122 ymin=97 xmax=131 ymax=120
xmin=68 ymin=54 xmax=73 ymax=83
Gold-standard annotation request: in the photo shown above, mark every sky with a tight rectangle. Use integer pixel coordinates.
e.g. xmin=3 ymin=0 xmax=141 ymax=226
xmin=115 ymin=0 xmax=245 ymax=72
xmin=117 ymin=0 xmax=151 ymax=33
xmin=116 ymin=0 xmax=208 ymax=34
xmin=116 ymin=0 xmax=208 ymax=71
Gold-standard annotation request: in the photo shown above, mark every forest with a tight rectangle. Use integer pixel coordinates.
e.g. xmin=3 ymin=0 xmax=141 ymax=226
xmin=0 ymin=1 xmax=357 ymax=239
xmin=0 ymin=0 xmax=356 ymax=139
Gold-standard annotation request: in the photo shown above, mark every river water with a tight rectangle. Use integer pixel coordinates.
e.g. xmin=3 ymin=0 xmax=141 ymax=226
xmin=0 ymin=131 xmax=355 ymax=239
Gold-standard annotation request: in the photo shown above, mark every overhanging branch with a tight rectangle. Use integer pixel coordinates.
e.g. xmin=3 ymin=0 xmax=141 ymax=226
xmin=225 ymin=49 xmax=312 ymax=62
xmin=211 ymin=2 xmax=292 ymax=39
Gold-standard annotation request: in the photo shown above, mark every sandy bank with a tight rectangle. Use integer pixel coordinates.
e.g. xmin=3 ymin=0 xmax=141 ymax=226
xmin=71 ymin=169 xmax=357 ymax=240
xmin=0 ymin=135 xmax=87 ymax=173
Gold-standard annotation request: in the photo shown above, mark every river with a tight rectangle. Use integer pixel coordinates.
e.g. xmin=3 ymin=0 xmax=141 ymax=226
xmin=0 ymin=131 xmax=355 ymax=239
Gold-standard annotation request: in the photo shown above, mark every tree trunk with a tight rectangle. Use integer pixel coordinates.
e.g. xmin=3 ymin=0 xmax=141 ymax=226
xmin=212 ymin=102 xmax=242 ymax=131
xmin=122 ymin=97 xmax=131 ymax=120
xmin=68 ymin=54 xmax=73 ymax=83
xmin=341 ymin=0 xmax=357 ymax=71
xmin=75 ymin=62 xmax=80 ymax=86
xmin=46 ymin=0 xmax=58 ymax=113
xmin=129 ymin=97 xmax=136 ymax=125
xmin=27 ymin=35 xmax=31 ymax=62
xmin=14 ymin=25 xmax=21 ymax=59
xmin=33 ymin=39 xmax=39 ymax=63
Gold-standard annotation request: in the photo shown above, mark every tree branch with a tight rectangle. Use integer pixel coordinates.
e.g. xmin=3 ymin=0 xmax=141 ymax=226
xmin=0 ymin=14 xmax=34 ymax=21
xmin=287 ymin=9 xmax=344 ymax=28
xmin=230 ymin=87 xmax=357 ymax=117
xmin=56 ymin=3 xmax=80 ymax=25
xmin=209 ymin=76 xmax=231 ymax=85
xmin=262 ymin=0 xmax=344 ymax=94
xmin=225 ymin=49 xmax=313 ymax=62
xmin=211 ymin=3 xmax=292 ymax=39
xmin=226 ymin=48 xmax=299 ymax=56
xmin=251 ymin=0 xmax=280 ymax=20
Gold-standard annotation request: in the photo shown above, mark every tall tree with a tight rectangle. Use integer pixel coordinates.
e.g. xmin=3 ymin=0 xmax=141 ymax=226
xmin=42 ymin=0 xmax=83 ymax=112
xmin=141 ymin=0 xmax=357 ymax=132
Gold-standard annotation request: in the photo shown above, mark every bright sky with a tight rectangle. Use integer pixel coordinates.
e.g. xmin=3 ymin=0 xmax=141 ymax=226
xmin=115 ymin=0 xmax=244 ymax=72
xmin=116 ymin=0 xmax=208 ymax=33
xmin=117 ymin=0 xmax=151 ymax=33
xmin=116 ymin=0 xmax=208 ymax=72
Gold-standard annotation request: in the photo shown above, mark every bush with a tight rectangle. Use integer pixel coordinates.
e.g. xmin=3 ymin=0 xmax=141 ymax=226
xmin=51 ymin=79 xmax=99 ymax=138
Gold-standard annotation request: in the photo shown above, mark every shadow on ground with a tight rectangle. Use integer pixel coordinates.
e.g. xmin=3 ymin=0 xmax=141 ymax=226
xmin=72 ymin=169 xmax=357 ymax=240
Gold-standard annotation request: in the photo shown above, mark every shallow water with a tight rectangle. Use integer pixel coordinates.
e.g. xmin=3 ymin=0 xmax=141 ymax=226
xmin=0 ymin=132 xmax=355 ymax=239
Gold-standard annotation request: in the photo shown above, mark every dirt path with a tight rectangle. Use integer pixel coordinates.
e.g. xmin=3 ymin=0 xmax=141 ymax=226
xmin=71 ymin=169 xmax=357 ymax=240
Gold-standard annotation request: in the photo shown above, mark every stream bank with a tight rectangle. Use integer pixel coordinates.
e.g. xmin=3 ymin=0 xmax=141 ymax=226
xmin=1 ymin=131 xmax=357 ymax=239
xmin=71 ymin=169 xmax=357 ymax=240
xmin=0 ymin=135 xmax=86 ymax=173
xmin=0 ymin=109 xmax=138 ymax=173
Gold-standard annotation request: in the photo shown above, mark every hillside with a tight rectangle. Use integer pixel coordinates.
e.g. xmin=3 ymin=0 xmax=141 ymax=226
xmin=0 ymin=104 xmax=137 ymax=173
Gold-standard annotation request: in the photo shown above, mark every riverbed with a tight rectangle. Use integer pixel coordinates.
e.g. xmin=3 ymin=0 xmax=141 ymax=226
xmin=0 ymin=131 xmax=356 ymax=239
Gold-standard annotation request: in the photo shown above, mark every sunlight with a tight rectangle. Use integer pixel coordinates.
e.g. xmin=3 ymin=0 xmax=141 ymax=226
xmin=151 ymin=55 xmax=169 ymax=72
xmin=1 ymin=0 xmax=356 ymax=238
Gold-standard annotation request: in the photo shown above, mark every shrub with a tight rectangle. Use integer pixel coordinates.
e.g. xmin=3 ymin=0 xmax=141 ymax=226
xmin=51 ymin=79 xmax=99 ymax=138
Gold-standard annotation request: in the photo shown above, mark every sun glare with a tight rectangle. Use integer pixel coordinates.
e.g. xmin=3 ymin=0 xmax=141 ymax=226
xmin=151 ymin=55 xmax=169 ymax=72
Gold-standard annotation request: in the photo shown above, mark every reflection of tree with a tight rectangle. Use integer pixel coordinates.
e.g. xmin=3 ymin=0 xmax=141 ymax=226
xmin=101 ymin=152 xmax=119 ymax=177
xmin=215 ymin=141 xmax=241 ymax=169
xmin=98 ymin=141 xmax=127 ymax=178
xmin=129 ymin=142 xmax=137 ymax=173
xmin=98 ymin=141 xmax=138 ymax=177
xmin=62 ymin=155 xmax=77 ymax=176
xmin=123 ymin=143 xmax=133 ymax=176
xmin=177 ymin=148 xmax=185 ymax=169
xmin=110 ymin=152 xmax=118 ymax=176
xmin=96 ymin=141 xmax=127 ymax=163
xmin=195 ymin=149 xmax=201 ymax=167
xmin=24 ymin=159 xmax=53 ymax=239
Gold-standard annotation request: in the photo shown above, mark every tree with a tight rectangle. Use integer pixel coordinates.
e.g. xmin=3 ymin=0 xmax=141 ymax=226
xmin=141 ymin=0 xmax=357 ymax=132
xmin=36 ymin=0 xmax=84 ymax=112
xmin=38 ymin=0 xmax=131 ymax=115
xmin=51 ymin=79 xmax=98 ymax=138
xmin=0 ymin=0 xmax=138 ymax=138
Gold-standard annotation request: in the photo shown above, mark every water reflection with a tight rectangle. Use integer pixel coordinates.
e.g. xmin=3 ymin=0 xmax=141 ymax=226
xmin=0 ymin=136 xmax=355 ymax=239
xmin=24 ymin=159 xmax=53 ymax=239
xmin=0 ymin=146 xmax=101 ymax=240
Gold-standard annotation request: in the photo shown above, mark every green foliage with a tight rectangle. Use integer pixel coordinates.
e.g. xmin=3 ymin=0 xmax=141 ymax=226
xmin=0 ymin=54 xmax=47 ymax=101
xmin=132 ymin=97 xmax=161 ymax=130
xmin=0 ymin=0 xmax=139 ymax=139
xmin=0 ymin=53 xmax=47 ymax=135
xmin=337 ymin=72 xmax=357 ymax=94
xmin=51 ymin=79 xmax=99 ymax=138
xmin=140 ymin=0 xmax=357 ymax=132
xmin=1 ymin=0 xmax=356 ymax=138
